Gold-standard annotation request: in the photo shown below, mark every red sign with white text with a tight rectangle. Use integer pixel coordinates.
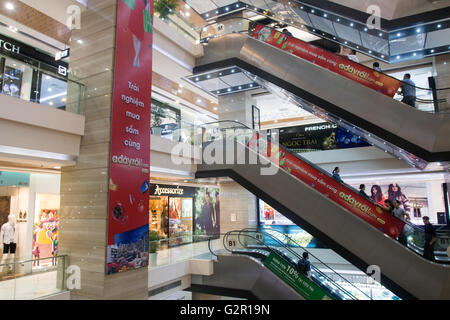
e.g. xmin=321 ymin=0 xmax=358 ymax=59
xmin=248 ymin=135 xmax=405 ymax=239
xmin=251 ymin=24 xmax=401 ymax=98
xmin=106 ymin=0 xmax=153 ymax=275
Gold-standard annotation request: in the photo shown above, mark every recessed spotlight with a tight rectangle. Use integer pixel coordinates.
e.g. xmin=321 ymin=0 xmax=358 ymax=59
xmin=437 ymin=24 xmax=442 ymax=29
xmin=379 ymin=33 xmax=383 ymax=37
xmin=77 ymin=39 xmax=83 ymax=44
xmin=5 ymin=3 xmax=14 ymax=10
xmin=396 ymin=55 xmax=400 ymax=59
xmin=431 ymin=49 xmax=435 ymax=53
xmin=397 ymin=33 xmax=401 ymax=37
xmin=49 ymin=102 xmax=54 ymax=106
xmin=337 ymin=18 xmax=340 ymax=22
xmin=416 ymin=28 xmax=421 ymax=33
xmin=364 ymin=28 xmax=368 ymax=31
xmin=323 ymin=14 xmax=327 ymax=18
xmin=413 ymin=52 xmax=417 ymax=56
xmin=61 ymin=98 xmax=66 ymax=102
xmin=311 ymin=9 xmax=315 ymax=13
xmin=350 ymin=23 xmax=354 ymax=27
xmin=48 ymin=88 xmax=53 ymax=92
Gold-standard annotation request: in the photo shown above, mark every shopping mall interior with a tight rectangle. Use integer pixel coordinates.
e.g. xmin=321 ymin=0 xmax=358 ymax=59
xmin=0 ymin=0 xmax=449 ymax=301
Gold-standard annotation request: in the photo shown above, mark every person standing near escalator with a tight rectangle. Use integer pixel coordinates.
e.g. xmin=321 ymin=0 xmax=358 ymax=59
xmin=297 ymin=252 xmax=312 ymax=281
xmin=400 ymin=74 xmax=416 ymax=108
xmin=332 ymin=167 xmax=344 ymax=183
xmin=422 ymin=216 xmax=437 ymax=262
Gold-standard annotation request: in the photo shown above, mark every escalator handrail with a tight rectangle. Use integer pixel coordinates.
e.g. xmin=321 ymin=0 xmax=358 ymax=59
xmin=199 ymin=17 xmax=450 ymax=93
xmin=222 ymin=230 xmax=363 ymax=300
xmin=240 ymin=227 xmax=373 ymax=299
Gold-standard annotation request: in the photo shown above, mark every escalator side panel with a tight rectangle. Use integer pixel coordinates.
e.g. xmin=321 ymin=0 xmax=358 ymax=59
xmin=192 ymin=254 xmax=304 ymax=300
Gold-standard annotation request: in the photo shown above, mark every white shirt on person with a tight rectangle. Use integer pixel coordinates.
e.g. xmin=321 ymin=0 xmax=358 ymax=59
xmin=347 ymin=55 xmax=359 ymax=63
xmin=1 ymin=222 xmax=17 ymax=244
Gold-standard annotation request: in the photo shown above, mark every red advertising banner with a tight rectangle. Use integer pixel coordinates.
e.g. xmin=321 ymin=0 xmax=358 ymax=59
xmin=251 ymin=24 xmax=401 ymax=98
xmin=248 ymin=135 xmax=405 ymax=239
xmin=106 ymin=0 xmax=153 ymax=275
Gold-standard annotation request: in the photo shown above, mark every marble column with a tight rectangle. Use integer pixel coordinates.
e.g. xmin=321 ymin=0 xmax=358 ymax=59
xmin=59 ymin=0 xmax=148 ymax=299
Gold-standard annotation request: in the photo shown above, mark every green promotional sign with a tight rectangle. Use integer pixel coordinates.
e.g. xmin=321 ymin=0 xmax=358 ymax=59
xmin=121 ymin=0 xmax=135 ymax=10
xmin=264 ymin=252 xmax=333 ymax=300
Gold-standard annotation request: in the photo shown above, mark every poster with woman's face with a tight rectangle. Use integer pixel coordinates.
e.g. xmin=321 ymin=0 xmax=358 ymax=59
xmin=354 ymin=183 xmax=433 ymax=222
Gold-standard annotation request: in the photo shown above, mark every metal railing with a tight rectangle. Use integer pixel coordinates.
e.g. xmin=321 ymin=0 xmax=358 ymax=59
xmin=0 ymin=255 xmax=67 ymax=300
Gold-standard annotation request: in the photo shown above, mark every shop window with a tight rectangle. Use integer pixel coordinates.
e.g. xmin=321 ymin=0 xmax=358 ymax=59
xmin=38 ymin=74 xmax=68 ymax=110
xmin=0 ymin=55 xmax=33 ymax=101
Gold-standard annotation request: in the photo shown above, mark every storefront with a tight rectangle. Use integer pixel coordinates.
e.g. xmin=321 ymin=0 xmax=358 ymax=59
xmin=258 ymin=199 xmax=326 ymax=248
xmin=149 ymin=183 xmax=220 ymax=249
xmin=0 ymin=170 xmax=61 ymax=275
xmin=0 ymin=32 xmax=69 ymax=109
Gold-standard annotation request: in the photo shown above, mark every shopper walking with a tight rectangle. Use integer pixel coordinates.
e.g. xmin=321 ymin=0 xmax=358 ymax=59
xmin=332 ymin=167 xmax=343 ymax=183
xmin=282 ymin=28 xmax=293 ymax=37
xmin=297 ymin=252 xmax=312 ymax=281
xmin=422 ymin=216 xmax=437 ymax=262
xmin=400 ymin=73 xmax=416 ymax=108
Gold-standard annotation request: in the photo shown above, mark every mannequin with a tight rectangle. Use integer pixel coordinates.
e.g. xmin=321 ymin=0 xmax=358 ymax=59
xmin=0 ymin=214 xmax=17 ymax=274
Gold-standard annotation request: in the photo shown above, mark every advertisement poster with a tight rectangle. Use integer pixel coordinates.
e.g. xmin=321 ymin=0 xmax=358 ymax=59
xmin=106 ymin=0 xmax=153 ymax=275
xmin=249 ymin=135 xmax=405 ymax=239
xmin=264 ymin=252 xmax=333 ymax=300
xmin=194 ymin=187 xmax=220 ymax=237
xmin=33 ymin=209 xmax=59 ymax=267
xmin=252 ymin=24 xmax=401 ymax=97
xmin=352 ymin=183 xmax=432 ymax=225
xmin=279 ymin=123 xmax=370 ymax=153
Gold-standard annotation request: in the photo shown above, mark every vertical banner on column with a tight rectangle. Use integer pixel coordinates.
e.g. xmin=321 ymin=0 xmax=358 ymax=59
xmin=106 ymin=0 xmax=153 ymax=275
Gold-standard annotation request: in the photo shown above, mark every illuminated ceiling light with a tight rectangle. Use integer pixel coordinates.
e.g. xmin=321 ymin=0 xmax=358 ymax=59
xmin=300 ymin=6 xmax=304 ymax=9
xmin=369 ymin=50 xmax=372 ymax=53
xmin=49 ymin=102 xmax=54 ymax=106
xmin=437 ymin=24 xmax=442 ymax=28
xmin=53 ymin=166 xmax=61 ymax=169
xmin=185 ymin=12 xmax=190 ymax=16
xmin=195 ymin=77 xmax=199 ymax=81
xmin=215 ymin=10 xmax=219 ymax=14
xmin=249 ymin=84 xmax=253 ymax=87
xmin=431 ymin=49 xmax=435 ymax=53
xmin=206 ymin=74 xmax=211 ymax=78
xmin=413 ymin=52 xmax=417 ymax=56
xmin=231 ymin=69 xmax=235 ymax=73
xmin=323 ymin=14 xmax=327 ymax=17
xmin=397 ymin=32 xmax=401 ymax=37
xmin=225 ymin=7 xmax=229 ymax=11
xmin=236 ymin=4 xmax=239 ymax=7
xmin=311 ymin=9 xmax=315 ymax=13
xmin=5 ymin=3 xmax=14 ymax=10
xmin=238 ymin=86 xmax=242 ymax=90
xmin=48 ymin=88 xmax=53 ymax=92
xmin=379 ymin=33 xmax=383 ymax=36
xmin=396 ymin=55 xmax=400 ymax=59
xmin=214 ymin=107 xmax=218 ymax=111
xmin=350 ymin=23 xmax=354 ymax=27
xmin=227 ymin=88 xmax=232 ymax=92
xmin=77 ymin=39 xmax=83 ymax=44
xmin=61 ymin=98 xmax=66 ymax=102
xmin=205 ymin=13 xmax=209 ymax=18
xmin=364 ymin=28 xmax=368 ymax=31
xmin=381 ymin=55 xmax=385 ymax=58
xmin=185 ymin=4 xmax=190 ymax=9
xmin=337 ymin=18 xmax=340 ymax=22
xmin=416 ymin=28 xmax=421 ymax=33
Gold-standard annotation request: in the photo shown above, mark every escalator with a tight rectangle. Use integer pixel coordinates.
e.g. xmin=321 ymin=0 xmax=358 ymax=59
xmin=189 ymin=21 xmax=450 ymax=168
xmin=192 ymin=229 xmax=375 ymax=300
xmin=195 ymin=124 xmax=450 ymax=300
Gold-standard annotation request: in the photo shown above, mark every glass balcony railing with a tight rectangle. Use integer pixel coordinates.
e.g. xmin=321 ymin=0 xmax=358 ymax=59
xmin=0 ymin=255 xmax=67 ymax=300
xmin=148 ymin=235 xmax=220 ymax=269
xmin=0 ymin=52 xmax=84 ymax=114
xmin=154 ymin=0 xmax=201 ymax=44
